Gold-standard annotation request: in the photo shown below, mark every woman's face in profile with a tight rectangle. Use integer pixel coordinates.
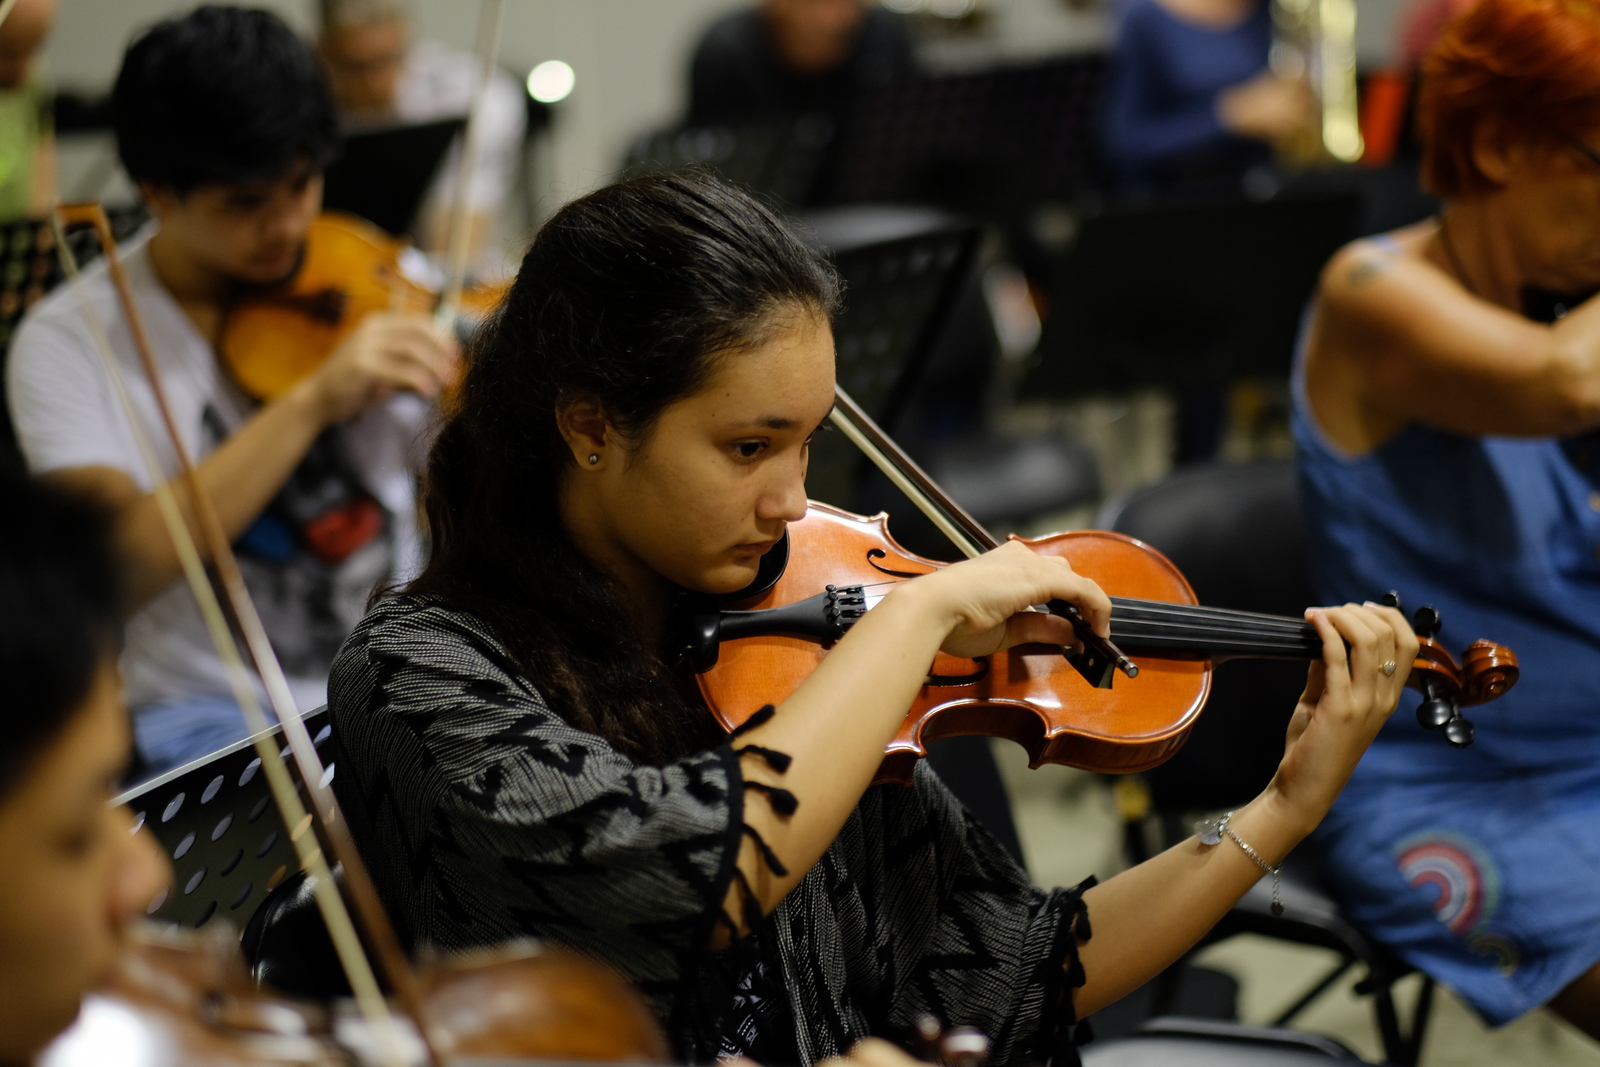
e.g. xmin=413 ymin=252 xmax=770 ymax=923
xmin=1490 ymin=125 xmax=1600 ymax=293
xmin=590 ymin=307 xmax=837 ymax=598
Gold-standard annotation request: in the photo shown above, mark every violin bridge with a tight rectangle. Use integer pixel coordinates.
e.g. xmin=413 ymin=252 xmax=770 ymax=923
xmin=1065 ymin=646 xmax=1116 ymax=689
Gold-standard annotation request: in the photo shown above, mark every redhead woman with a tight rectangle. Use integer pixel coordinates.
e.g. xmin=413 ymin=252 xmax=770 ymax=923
xmin=330 ymin=171 xmax=1413 ymax=1065
xmin=1299 ymin=0 xmax=1600 ymax=1037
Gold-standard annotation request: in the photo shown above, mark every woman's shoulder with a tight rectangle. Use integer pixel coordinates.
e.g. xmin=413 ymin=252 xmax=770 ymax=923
xmin=333 ymin=593 xmax=536 ymax=709
xmin=1318 ymin=222 xmax=1443 ymax=309
xmin=344 ymin=593 xmax=506 ymax=660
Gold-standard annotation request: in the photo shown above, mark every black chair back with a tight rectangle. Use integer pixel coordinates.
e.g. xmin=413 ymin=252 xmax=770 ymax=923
xmin=1098 ymin=462 xmax=1314 ymax=813
xmin=116 ymin=708 xmax=330 ymax=932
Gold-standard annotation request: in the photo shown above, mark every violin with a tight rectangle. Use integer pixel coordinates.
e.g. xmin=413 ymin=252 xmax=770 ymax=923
xmin=39 ymin=922 xmax=669 ymax=1066
xmin=221 ymin=211 xmax=506 ymax=402
xmin=686 ymin=388 xmax=1520 ymax=784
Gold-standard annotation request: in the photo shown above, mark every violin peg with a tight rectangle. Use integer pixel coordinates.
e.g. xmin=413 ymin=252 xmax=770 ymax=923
xmin=1443 ymin=714 xmax=1476 ymax=748
xmin=1380 ymin=591 xmax=1402 ymax=610
xmin=1412 ymin=605 xmax=1442 ymax=639
xmin=1416 ymin=696 xmax=1455 ymax=731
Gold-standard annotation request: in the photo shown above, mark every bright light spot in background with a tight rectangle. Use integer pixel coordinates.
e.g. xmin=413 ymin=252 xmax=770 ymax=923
xmin=881 ymin=0 xmax=978 ymax=14
xmin=527 ymin=60 xmax=575 ymax=103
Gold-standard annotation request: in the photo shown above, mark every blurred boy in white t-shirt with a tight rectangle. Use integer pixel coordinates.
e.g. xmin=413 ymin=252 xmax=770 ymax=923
xmin=6 ymin=6 xmax=456 ymax=778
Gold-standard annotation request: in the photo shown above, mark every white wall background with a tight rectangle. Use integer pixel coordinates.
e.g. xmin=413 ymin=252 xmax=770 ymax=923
xmin=41 ymin=0 xmax=1412 ymax=217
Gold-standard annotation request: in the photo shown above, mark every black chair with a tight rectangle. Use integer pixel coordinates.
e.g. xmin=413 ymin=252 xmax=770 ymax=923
xmin=1094 ymin=462 xmax=1434 ymax=1067
xmin=1083 ymin=1017 xmax=1387 ymax=1066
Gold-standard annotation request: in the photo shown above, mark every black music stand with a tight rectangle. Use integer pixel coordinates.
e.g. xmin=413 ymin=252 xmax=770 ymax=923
xmin=322 ymin=117 xmax=464 ymax=236
xmin=822 ymin=53 xmax=1106 ymax=211
xmin=116 ymin=709 xmax=331 ymax=932
xmin=803 ymin=217 xmax=981 ymax=510
xmin=620 ymin=114 xmax=837 ymax=213
xmin=1021 ymin=193 xmax=1360 ymax=397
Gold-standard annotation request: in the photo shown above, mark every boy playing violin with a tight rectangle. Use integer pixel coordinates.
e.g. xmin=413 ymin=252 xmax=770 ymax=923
xmin=5 ymin=6 xmax=456 ymax=779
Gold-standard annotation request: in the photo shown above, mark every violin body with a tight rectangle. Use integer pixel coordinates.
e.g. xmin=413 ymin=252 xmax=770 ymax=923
xmin=38 ymin=924 xmax=669 ymax=1066
xmin=696 ymin=504 xmax=1521 ymax=783
xmin=699 ymin=503 xmax=1209 ymax=781
xmin=221 ymin=212 xmax=505 ymax=402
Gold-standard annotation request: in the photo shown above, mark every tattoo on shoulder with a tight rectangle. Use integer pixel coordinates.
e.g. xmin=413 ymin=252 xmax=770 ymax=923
xmin=1345 ymin=245 xmax=1398 ymax=289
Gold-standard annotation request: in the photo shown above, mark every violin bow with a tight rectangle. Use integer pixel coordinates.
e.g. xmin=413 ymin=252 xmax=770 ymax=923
xmin=828 ymin=385 xmax=1139 ymax=682
xmin=434 ymin=0 xmax=506 ymax=328
xmin=50 ymin=205 xmax=443 ymax=1067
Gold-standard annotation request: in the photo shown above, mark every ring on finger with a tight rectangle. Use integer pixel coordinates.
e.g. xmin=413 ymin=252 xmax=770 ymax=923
xmin=1380 ymin=660 xmax=1397 ymax=677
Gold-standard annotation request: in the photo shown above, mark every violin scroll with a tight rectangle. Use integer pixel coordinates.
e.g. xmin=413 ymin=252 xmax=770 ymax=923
xmin=1383 ymin=594 xmax=1519 ymax=748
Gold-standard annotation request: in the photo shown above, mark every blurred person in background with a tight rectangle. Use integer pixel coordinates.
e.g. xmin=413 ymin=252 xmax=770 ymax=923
xmin=317 ymin=0 xmax=524 ymax=270
xmin=1299 ymin=0 xmax=1600 ymax=1037
xmin=686 ymin=0 xmax=913 ymax=129
xmin=0 ymin=0 xmax=56 ymax=219
xmin=1101 ymin=0 xmax=1315 ymax=197
xmin=8 ymin=7 xmax=455 ymax=779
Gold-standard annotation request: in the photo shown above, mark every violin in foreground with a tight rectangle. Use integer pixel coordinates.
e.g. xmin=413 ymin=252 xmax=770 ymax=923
xmin=38 ymin=922 xmax=669 ymax=1066
xmin=683 ymin=390 xmax=1519 ymax=784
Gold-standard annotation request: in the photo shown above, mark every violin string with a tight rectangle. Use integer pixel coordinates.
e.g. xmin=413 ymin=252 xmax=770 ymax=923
xmin=1109 ymin=597 xmax=1315 ymax=631
xmin=51 ymin=207 xmax=432 ymax=1067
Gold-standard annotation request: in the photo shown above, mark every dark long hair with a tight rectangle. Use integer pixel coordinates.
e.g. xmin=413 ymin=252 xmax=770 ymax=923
xmin=409 ymin=172 xmax=840 ymax=765
xmin=0 ymin=467 xmax=121 ymax=798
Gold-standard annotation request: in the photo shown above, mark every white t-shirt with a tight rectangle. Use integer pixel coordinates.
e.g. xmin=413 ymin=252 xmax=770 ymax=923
xmin=5 ymin=227 xmax=431 ymax=713
xmin=393 ymin=39 xmax=526 ymax=221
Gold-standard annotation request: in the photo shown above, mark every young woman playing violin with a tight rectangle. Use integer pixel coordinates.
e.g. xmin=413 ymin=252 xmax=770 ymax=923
xmin=329 ymin=172 xmax=1417 ymax=1066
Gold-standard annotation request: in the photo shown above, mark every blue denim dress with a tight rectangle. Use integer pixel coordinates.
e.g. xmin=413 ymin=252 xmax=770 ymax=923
xmin=1293 ymin=309 xmax=1600 ymax=1023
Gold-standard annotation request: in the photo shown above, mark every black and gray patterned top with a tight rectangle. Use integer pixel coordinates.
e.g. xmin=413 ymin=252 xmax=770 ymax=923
xmin=330 ymin=595 xmax=1094 ymax=1066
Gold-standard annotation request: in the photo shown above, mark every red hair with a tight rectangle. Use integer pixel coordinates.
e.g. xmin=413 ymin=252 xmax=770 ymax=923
xmin=1419 ymin=0 xmax=1600 ymax=197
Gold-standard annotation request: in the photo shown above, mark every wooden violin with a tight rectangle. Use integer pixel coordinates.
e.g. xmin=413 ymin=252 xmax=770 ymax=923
xmin=221 ymin=211 xmax=506 ymax=402
xmin=41 ymin=922 xmax=669 ymax=1066
xmin=686 ymin=389 xmax=1519 ymax=784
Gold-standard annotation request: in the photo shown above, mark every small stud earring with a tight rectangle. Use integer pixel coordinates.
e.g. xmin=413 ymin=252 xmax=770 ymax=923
xmin=588 ymin=453 xmax=600 ymax=465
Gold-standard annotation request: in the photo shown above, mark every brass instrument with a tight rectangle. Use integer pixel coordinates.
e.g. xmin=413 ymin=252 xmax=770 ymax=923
xmin=1271 ymin=0 xmax=1364 ymax=165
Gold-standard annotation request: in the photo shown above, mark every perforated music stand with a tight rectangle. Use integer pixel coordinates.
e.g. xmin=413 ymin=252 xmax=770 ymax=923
xmin=1022 ymin=193 xmax=1360 ymax=396
xmin=0 ymin=207 xmax=149 ymax=463
xmin=116 ymin=708 xmax=330 ymax=932
xmin=823 ymin=53 xmax=1106 ymax=208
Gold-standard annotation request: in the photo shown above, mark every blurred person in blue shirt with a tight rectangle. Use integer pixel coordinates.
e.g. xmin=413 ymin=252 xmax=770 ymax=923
xmin=1101 ymin=0 xmax=1314 ymax=196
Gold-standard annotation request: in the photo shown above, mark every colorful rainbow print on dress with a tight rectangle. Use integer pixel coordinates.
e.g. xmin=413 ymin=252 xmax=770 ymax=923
xmin=1394 ymin=832 xmax=1520 ymax=975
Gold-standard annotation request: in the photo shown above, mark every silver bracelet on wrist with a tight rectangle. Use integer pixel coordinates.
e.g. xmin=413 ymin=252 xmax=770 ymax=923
xmin=1195 ymin=810 xmax=1284 ymax=916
